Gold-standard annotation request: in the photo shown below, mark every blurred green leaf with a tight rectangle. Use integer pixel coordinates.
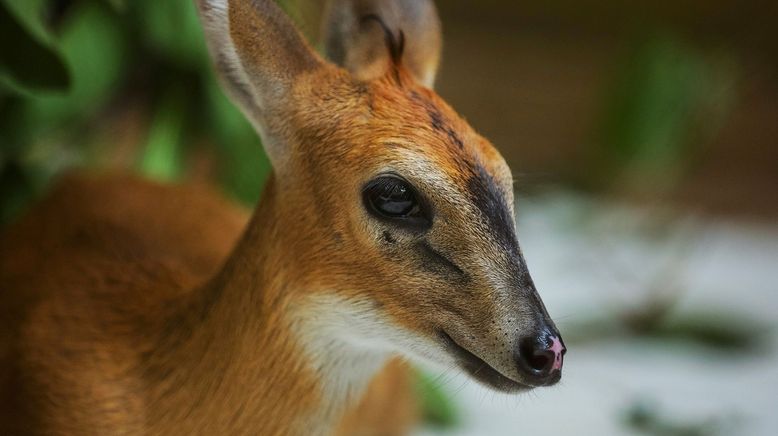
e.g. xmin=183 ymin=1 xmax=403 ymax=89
xmin=651 ymin=311 xmax=771 ymax=352
xmin=414 ymin=369 xmax=460 ymax=428
xmin=0 ymin=1 xmax=70 ymax=93
xmin=0 ymin=160 xmax=35 ymax=225
xmin=624 ymin=398 xmax=741 ymax=436
xmin=563 ymin=307 xmax=771 ymax=356
xmin=20 ymin=2 xmax=128 ymax=133
xmin=2 ymin=0 xmax=51 ymax=41
xmin=591 ymin=32 xmax=737 ymax=193
xmin=0 ymin=94 xmax=26 ymax=153
xmin=138 ymin=90 xmax=186 ymax=181
xmin=104 ymin=0 xmax=126 ymax=11
xmin=133 ymin=0 xmax=208 ymax=68
xmin=605 ymin=36 xmax=701 ymax=162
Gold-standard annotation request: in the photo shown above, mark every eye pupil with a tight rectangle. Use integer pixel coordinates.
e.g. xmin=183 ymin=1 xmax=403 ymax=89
xmin=363 ymin=176 xmax=426 ymax=223
xmin=381 ymin=184 xmax=408 ymax=202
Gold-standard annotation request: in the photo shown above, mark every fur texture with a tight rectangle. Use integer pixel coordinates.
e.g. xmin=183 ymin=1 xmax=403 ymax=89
xmin=0 ymin=0 xmax=561 ymax=434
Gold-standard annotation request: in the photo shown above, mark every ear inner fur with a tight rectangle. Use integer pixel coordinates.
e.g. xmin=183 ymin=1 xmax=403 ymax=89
xmin=322 ymin=0 xmax=442 ymax=87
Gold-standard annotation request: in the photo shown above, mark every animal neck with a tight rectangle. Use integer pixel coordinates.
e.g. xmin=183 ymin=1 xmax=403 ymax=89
xmin=146 ymin=176 xmax=388 ymax=434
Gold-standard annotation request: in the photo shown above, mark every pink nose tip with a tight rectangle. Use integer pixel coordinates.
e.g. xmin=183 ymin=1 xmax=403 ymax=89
xmin=549 ymin=335 xmax=565 ymax=371
xmin=517 ymin=333 xmax=566 ymax=381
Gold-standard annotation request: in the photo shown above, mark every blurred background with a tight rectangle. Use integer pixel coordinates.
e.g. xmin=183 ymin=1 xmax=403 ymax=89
xmin=1 ymin=0 xmax=776 ymax=434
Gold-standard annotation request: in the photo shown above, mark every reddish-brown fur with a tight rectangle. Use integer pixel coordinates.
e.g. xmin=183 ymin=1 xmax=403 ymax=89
xmin=0 ymin=173 xmax=415 ymax=434
xmin=1 ymin=0 xmax=563 ymax=434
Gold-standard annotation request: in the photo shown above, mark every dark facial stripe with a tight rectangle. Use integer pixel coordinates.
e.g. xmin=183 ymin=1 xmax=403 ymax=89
xmin=410 ymin=91 xmax=465 ymax=150
xmin=417 ymin=241 xmax=466 ymax=279
xmin=466 ymin=165 xmax=518 ymax=253
xmin=406 ymin=91 xmax=516 ymax=253
xmin=428 ymin=108 xmax=465 ymax=150
xmin=442 ymin=124 xmax=465 ymax=150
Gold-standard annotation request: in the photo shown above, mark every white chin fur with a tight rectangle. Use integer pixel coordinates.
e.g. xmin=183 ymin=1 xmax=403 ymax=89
xmin=291 ymin=294 xmax=457 ymax=404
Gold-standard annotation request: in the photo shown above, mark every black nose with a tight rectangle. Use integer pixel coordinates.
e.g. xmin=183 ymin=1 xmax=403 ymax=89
xmin=516 ymin=332 xmax=566 ymax=384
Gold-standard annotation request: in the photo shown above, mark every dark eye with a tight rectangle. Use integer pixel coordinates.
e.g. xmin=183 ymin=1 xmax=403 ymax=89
xmin=363 ymin=175 xmax=430 ymax=227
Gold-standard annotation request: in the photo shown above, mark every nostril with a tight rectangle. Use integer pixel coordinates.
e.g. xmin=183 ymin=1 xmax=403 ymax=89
xmin=518 ymin=334 xmax=565 ymax=378
xmin=528 ymin=350 xmax=553 ymax=372
xmin=518 ymin=337 xmax=553 ymax=374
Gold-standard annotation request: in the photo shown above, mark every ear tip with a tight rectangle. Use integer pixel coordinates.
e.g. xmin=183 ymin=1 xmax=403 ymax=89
xmin=198 ymin=0 xmax=226 ymax=13
xmin=322 ymin=0 xmax=443 ymax=87
xmin=360 ymin=14 xmax=405 ymax=65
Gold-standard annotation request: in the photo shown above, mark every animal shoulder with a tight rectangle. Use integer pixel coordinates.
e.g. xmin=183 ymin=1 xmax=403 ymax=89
xmin=0 ymin=173 xmax=252 ymax=433
xmin=0 ymin=172 xmax=249 ymax=324
xmin=5 ymin=172 xmax=246 ymax=275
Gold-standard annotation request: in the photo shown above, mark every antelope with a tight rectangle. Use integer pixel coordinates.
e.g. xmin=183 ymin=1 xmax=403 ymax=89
xmin=0 ymin=0 xmax=566 ymax=434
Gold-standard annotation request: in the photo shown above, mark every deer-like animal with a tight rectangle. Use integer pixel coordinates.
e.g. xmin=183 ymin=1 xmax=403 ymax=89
xmin=0 ymin=0 xmax=565 ymax=434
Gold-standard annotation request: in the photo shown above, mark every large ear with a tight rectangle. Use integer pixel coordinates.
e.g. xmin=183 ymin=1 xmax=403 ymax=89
xmin=322 ymin=0 xmax=442 ymax=88
xmin=196 ymin=0 xmax=324 ymax=160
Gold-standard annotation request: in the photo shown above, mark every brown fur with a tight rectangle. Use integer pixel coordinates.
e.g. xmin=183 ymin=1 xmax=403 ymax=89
xmin=1 ymin=0 xmax=562 ymax=434
xmin=336 ymin=360 xmax=418 ymax=436
xmin=0 ymin=172 xmax=415 ymax=435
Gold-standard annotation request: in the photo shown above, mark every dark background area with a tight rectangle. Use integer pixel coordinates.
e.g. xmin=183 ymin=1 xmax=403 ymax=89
xmin=433 ymin=0 xmax=778 ymax=220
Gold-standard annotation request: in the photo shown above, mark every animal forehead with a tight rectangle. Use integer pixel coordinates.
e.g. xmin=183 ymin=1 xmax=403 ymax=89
xmin=356 ymin=83 xmax=518 ymax=248
xmin=371 ymin=85 xmax=469 ymax=145
xmin=379 ymin=86 xmax=513 ymax=190
xmin=387 ymin=144 xmax=518 ymax=253
xmin=316 ymin=76 xmax=519 ymax=249
xmin=364 ymin=85 xmax=489 ymax=166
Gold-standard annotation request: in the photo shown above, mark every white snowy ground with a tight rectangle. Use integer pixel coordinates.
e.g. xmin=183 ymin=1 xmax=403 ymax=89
xmin=415 ymin=193 xmax=778 ymax=436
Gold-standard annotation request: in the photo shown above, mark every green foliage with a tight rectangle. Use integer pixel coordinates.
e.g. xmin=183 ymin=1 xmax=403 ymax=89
xmin=135 ymin=0 xmax=207 ymax=68
xmin=624 ymin=398 xmax=741 ymax=436
xmin=562 ymin=307 xmax=772 ymax=355
xmin=589 ymin=32 xmax=737 ymax=194
xmin=0 ymin=0 xmax=272 ymax=224
xmin=414 ymin=369 xmax=460 ymax=428
xmin=22 ymin=2 xmax=128 ymax=129
xmin=0 ymin=0 xmax=70 ymax=93
xmin=138 ymin=89 xmax=186 ymax=182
